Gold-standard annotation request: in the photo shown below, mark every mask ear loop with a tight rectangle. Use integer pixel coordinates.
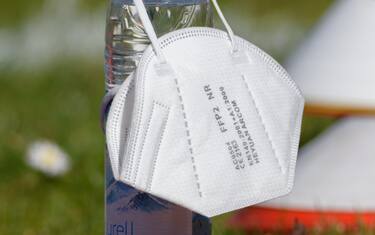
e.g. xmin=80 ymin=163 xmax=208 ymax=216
xmin=133 ymin=0 xmax=167 ymax=65
xmin=211 ymin=0 xmax=238 ymax=54
xmin=133 ymin=0 xmax=239 ymax=64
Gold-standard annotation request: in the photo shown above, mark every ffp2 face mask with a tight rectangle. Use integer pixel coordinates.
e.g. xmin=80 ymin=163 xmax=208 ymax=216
xmin=106 ymin=0 xmax=304 ymax=217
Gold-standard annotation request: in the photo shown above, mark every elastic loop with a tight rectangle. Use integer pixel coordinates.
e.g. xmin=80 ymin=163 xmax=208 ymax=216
xmin=133 ymin=0 xmax=167 ymax=63
xmin=133 ymin=0 xmax=238 ymax=61
xmin=211 ymin=0 xmax=238 ymax=53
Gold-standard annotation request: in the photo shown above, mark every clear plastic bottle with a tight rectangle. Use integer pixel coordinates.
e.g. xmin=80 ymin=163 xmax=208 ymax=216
xmin=104 ymin=0 xmax=212 ymax=234
xmin=105 ymin=0 xmax=213 ymax=91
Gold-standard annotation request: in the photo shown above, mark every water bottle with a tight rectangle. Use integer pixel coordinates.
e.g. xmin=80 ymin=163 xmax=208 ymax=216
xmin=103 ymin=0 xmax=213 ymax=234
xmin=105 ymin=0 xmax=213 ymax=90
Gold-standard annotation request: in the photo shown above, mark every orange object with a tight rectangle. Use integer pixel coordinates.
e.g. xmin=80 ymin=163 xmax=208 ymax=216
xmin=304 ymin=103 xmax=375 ymax=117
xmin=230 ymin=207 xmax=375 ymax=231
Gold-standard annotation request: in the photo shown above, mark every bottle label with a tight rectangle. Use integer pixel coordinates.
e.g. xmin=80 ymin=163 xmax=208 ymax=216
xmin=106 ymin=156 xmax=194 ymax=235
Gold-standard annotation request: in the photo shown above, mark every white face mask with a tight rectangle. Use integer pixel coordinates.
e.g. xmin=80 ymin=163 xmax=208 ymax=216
xmin=106 ymin=0 xmax=304 ymax=217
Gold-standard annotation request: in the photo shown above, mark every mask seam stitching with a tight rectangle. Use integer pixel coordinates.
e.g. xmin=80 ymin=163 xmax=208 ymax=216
xmin=146 ymin=103 xmax=170 ymax=191
xmin=241 ymin=74 xmax=284 ymax=173
xmin=108 ymin=79 xmax=135 ymax=179
xmin=126 ymin=71 xmax=147 ymax=181
xmin=108 ymin=88 xmax=128 ymax=172
xmin=287 ymin=100 xmax=304 ymax=190
xmin=118 ymin=81 xmax=135 ymax=177
xmin=173 ymin=76 xmax=203 ymax=197
xmin=132 ymin=101 xmax=157 ymax=184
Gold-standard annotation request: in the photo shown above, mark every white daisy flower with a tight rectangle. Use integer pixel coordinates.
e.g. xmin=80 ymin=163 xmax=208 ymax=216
xmin=26 ymin=140 xmax=71 ymax=177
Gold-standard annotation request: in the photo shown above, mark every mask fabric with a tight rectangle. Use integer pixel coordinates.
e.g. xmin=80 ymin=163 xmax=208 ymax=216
xmin=106 ymin=74 xmax=135 ymax=180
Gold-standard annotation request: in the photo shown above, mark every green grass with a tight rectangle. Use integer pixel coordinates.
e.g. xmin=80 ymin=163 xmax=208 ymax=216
xmin=0 ymin=0 xmax=105 ymax=28
xmin=0 ymin=0 xmax=334 ymax=28
xmin=0 ymin=61 xmax=104 ymax=234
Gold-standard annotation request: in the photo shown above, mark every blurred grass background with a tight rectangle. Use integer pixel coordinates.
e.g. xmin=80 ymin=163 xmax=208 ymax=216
xmin=0 ymin=0 xmax=342 ymax=234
